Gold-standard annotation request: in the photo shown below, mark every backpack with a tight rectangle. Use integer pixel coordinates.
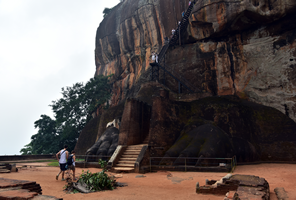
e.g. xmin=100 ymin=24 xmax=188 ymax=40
xmin=67 ymin=155 xmax=73 ymax=165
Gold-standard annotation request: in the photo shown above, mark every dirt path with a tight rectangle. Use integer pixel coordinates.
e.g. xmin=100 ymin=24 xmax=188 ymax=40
xmin=0 ymin=163 xmax=295 ymax=200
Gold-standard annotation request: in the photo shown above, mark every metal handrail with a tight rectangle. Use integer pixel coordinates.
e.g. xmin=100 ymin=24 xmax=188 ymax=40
xmin=151 ymin=1 xmax=198 ymax=93
xmin=149 ymin=156 xmax=237 ymax=172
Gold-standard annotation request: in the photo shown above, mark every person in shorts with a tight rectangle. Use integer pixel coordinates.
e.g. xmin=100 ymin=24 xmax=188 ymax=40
xmin=67 ymin=150 xmax=76 ymax=180
xmin=56 ymin=145 xmax=69 ymax=181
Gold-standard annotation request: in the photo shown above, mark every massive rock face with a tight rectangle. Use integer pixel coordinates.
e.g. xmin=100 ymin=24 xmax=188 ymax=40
xmin=95 ymin=0 xmax=296 ymax=122
xmin=95 ymin=0 xmax=189 ymax=105
xmin=77 ymin=0 xmax=296 ymax=163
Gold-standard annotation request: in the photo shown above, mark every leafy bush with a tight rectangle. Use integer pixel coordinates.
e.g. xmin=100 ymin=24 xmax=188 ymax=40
xmin=78 ymin=170 xmax=115 ymax=191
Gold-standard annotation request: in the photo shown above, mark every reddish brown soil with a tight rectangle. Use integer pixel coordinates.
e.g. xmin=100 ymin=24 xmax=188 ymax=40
xmin=0 ymin=163 xmax=295 ymax=200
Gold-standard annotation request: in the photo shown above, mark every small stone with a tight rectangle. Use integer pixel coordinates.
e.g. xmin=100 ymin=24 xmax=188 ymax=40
xmin=135 ymin=175 xmax=146 ymax=178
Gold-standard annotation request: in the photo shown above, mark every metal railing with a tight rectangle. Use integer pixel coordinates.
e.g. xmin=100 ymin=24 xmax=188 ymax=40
xmin=149 ymin=156 xmax=237 ymax=172
xmin=150 ymin=1 xmax=199 ymax=93
xmin=76 ymin=155 xmax=111 ymax=168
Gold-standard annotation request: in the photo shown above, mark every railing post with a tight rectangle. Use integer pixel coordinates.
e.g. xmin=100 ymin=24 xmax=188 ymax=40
xmin=178 ymin=81 xmax=181 ymax=94
xmin=163 ymin=56 xmax=165 ymax=85
xmin=179 ymin=24 xmax=181 ymax=46
xmin=185 ymin=158 xmax=186 ymax=172
xmin=150 ymin=157 xmax=151 ymax=172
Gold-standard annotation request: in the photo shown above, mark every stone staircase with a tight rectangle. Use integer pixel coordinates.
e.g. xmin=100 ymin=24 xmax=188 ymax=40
xmin=113 ymin=144 xmax=145 ymax=172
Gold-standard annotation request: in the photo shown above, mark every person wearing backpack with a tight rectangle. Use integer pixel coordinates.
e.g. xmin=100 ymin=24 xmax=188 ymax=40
xmin=67 ymin=150 xmax=76 ymax=180
xmin=56 ymin=145 xmax=69 ymax=181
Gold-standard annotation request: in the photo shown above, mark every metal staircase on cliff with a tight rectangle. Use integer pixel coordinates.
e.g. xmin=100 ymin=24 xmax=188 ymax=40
xmin=150 ymin=1 xmax=198 ymax=93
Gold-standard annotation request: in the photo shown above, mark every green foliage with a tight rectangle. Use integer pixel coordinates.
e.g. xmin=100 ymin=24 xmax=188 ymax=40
xmin=47 ymin=161 xmax=59 ymax=167
xmin=78 ymin=170 xmax=115 ymax=191
xmin=20 ymin=75 xmax=112 ymax=155
xmin=20 ymin=115 xmax=58 ymax=154
xmin=98 ymin=159 xmax=108 ymax=170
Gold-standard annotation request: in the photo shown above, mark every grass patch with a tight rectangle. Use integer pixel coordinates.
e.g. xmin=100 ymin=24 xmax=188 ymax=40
xmin=47 ymin=161 xmax=59 ymax=167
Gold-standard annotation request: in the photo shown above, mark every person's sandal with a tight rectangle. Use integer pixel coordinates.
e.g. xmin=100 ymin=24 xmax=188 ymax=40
xmin=56 ymin=175 xmax=58 ymax=180
xmin=61 ymin=178 xmax=65 ymax=181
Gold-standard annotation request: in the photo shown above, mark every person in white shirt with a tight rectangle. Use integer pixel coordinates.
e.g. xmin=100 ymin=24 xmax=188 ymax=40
xmin=56 ymin=145 xmax=69 ymax=181
xmin=151 ymin=52 xmax=156 ymax=63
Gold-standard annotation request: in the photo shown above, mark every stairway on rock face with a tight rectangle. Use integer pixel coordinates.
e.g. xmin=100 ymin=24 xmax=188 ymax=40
xmin=113 ymin=145 xmax=145 ymax=172
xmin=150 ymin=2 xmax=198 ymax=93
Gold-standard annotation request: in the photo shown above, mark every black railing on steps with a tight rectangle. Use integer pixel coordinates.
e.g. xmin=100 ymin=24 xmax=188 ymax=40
xmin=150 ymin=63 xmax=193 ymax=93
xmin=151 ymin=1 xmax=197 ymax=93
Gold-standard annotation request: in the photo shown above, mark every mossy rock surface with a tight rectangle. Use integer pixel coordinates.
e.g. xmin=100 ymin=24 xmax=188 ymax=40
xmin=159 ymin=95 xmax=296 ymax=162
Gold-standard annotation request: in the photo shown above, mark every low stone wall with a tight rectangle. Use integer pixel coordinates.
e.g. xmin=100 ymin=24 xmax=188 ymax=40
xmin=0 ymin=155 xmax=55 ymax=162
xmin=0 ymin=178 xmax=61 ymax=200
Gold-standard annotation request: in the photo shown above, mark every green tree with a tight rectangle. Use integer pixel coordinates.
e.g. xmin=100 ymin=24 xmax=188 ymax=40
xmin=20 ymin=75 xmax=112 ymax=155
xmin=20 ymin=114 xmax=58 ymax=154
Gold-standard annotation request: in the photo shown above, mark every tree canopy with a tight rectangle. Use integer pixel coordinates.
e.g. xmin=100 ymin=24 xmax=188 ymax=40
xmin=20 ymin=75 xmax=112 ymax=155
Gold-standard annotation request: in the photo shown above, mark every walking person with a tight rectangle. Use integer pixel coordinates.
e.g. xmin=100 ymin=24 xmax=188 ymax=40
xmin=67 ymin=150 xmax=77 ymax=180
xmin=155 ymin=53 xmax=158 ymax=63
xmin=56 ymin=145 xmax=69 ymax=181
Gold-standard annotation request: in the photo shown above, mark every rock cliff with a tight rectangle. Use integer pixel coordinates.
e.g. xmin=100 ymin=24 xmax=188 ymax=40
xmin=95 ymin=0 xmax=296 ymax=122
xmin=75 ymin=0 xmax=296 ymax=163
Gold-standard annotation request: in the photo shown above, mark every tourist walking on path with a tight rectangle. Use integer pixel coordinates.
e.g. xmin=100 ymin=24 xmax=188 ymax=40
xmin=67 ymin=150 xmax=76 ymax=180
xmin=155 ymin=53 xmax=158 ymax=63
xmin=182 ymin=11 xmax=185 ymax=18
xmin=189 ymin=0 xmax=191 ymax=6
xmin=56 ymin=145 xmax=69 ymax=181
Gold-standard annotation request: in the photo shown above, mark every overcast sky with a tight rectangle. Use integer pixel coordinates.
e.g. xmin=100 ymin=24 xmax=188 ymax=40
xmin=0 ymin=0 xmax=119 ymax=155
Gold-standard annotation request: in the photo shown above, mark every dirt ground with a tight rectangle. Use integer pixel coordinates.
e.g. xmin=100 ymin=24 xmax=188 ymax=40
xmin=0 ymin=163 xmax=295 ymax=200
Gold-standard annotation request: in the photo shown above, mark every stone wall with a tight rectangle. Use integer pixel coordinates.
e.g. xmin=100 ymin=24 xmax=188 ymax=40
xmin=119 ymin=98 xmax=151 ymax=145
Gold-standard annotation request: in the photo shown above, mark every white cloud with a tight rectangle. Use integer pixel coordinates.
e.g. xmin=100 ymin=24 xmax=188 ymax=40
xmin=0 ymin=0 xmax=120 ymax=155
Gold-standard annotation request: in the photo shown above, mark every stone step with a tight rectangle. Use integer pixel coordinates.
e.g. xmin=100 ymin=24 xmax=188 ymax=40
xmin=118 ymin=161 xmax=135 ymax=164
xmin=116 ymin=163 xmax=134 ymax=167
xmin=125 ymin=149 xmax=141 ymax=152
xmin=126 ymin=147 xmax=142 ymax=151
xmin=113 ymin=167 xmax=134 ymax=172
xmin=122 ymin=155 xmax=138 ymax=158
xmin=0 ymin=169 xmax=10 ymax=173
xmin=123 ymin=151 xmax=141 ymax=155
xmin=120 ymin=158 xmax=137 ymax=161
xmin=127 ymin=145 xmax=145 ymax=148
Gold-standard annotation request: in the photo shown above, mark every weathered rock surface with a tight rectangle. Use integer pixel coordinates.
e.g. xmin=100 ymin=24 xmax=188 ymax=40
xmin=78 ymin=0 xmax=296 ymax=163
xmin=197 ymin=174 xmax=270 ymax=199
xmin=85 ymin=127 xmax=119 ymax=160
xmin=163 ymin=124 xmax=257 ymax=161
xmin=75 ymin=103 xmax=124 ymax=155
xmin=148 ymin=95 xmax=296 ymax=162
xmin=95 ymin=0 xmax=191 ymax=105
xmin=95 ymin=0 xmax=296 ymax=122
